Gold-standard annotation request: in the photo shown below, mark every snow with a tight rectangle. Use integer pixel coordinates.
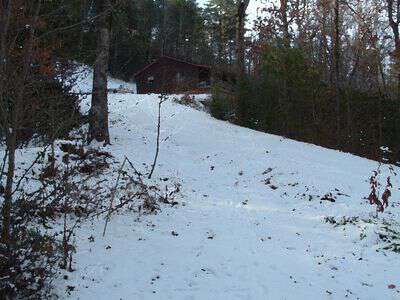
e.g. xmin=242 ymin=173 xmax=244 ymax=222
xmin=46 ymin=70 xmax=400 ymax=298
xmin=73 ymin=66 xmax=137 ymax=94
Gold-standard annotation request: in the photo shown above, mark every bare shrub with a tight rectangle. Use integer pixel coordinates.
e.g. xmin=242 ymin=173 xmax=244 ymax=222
xmin=173 ymin=93 xmax=202 ymax=110
xmin=367 ymin=166 xmax=393 ymax=213
xmin=0 ymin=141 xmax=116 ymax=298
xmin=102 ymin=156 xmax=181 ymax=236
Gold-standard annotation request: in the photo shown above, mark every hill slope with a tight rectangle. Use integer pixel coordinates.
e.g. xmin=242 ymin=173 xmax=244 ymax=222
xmin=58 ymin=70 xmax=400 ymax=300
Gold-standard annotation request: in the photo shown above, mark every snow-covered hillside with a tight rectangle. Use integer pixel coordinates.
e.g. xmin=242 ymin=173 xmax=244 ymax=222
xmin=55 ymin=70 xmax=400 ymax=300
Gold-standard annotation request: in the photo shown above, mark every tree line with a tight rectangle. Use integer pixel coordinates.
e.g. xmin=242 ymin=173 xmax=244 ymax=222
xmin=7 ymin=0 xmax=399 ymax=165
xmin=213 ymin=0 xmax=400 ymax=165
xmin=44 ymin=0 xmax=240 ymax=79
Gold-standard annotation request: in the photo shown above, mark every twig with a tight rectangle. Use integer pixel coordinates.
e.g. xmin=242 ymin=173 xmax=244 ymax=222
xmin=0 ymin=148 xmax=8 ymax=184
xmin=38 ymin=3 xmax=119 ymax=39
xmin=102 ymin=157 xmax=127 ymax=237
xmin=125 ymin=156 xmax=143 ymax=177
xmin=12 ymin=145 xmax=50 ymax=195
xmin=148 ymin=95 xmax=167 ymax=179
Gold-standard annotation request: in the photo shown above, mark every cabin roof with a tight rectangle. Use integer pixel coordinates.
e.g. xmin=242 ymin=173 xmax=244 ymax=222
xmin=133 ymin=56 xmax=211 ymax=78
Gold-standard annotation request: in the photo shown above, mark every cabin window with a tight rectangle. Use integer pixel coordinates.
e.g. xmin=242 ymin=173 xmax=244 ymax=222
xmin=147 ymin=76 xmax=154 ymax=84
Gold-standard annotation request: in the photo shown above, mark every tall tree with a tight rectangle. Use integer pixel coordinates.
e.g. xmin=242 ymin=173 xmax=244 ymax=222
xmin=89 ymin=0 xmax=112 ymax=144
xmin=235 ymin=0 xmax=250 ymax=78
xmin=0 ymin=0 xmax=14 ymax=244
xmin=279 ymin=0 xmax=290 ymax=48
xmin=386 ymin=0 xmax=400 ymax=100
xmin=1 ymin=0 xmax=42 ymax=243
xmin=333 ymin=0 xmax=341 ymax=143
xmin=157 ymin=0 xmax=210 ymax=62
xmin=203 ymin=0 xmax=237 ymax=65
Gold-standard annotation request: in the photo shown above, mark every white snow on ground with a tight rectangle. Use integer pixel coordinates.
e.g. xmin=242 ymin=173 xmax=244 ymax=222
xmin=73 ymin=66 xmax=137 ymax=94
xmin=52 ymin=70 xmax=400 ymax=299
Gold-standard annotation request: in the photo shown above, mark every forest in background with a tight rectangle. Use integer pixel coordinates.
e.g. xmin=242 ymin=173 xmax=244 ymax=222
xmin=42 ymin=0 xmax=400 ymax=164
xmin=43 ymin=0 xmax=232 ymax=79
xmin=212 ymin=0 xmax=400 ymax=165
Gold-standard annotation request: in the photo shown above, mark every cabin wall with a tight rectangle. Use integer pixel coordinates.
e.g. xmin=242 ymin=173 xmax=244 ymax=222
xmin=135 ymin=58 xmax=208 ymax=94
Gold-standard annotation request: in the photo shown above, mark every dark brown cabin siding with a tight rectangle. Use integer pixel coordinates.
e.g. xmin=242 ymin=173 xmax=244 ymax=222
xmin=134 ymin=56 xmax=210 ymax=94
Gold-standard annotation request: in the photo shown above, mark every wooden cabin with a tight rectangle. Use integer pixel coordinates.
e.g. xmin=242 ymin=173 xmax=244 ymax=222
xmin=133 ymin=56 xmax=211 ymax=94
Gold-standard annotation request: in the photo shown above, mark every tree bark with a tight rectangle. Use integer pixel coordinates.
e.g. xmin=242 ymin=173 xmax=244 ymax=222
xmin=387 ymin=0 xmax=400 ymax=101
xmin=161 ymin=0 xmax=167 ymax=56
xmin=89 ymin=0 xmax=111 ymax=144
xmin=1 ymin=0 xmax=41 ymax=243
xmin=0 ymin=0 xmax=13 ymax=245
xmin=280 ymin=0 xmax=290 ymax=48
xmin=0 ymin=0 xmax=12 ymax=127
xmin=333 ymin=0 xmax=341 ymax=145
xmin=235 ymin=0 xmax=250 ymax=80
xmin=78 ymin=0 xmax=88 ymax=55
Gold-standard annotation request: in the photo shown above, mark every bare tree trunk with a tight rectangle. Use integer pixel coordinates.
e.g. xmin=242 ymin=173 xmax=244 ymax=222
xmin=161 ymin=0 xmax=167 ymax=56
xmin=178 ymin=9 xmax=183 ymax=58
xmin=217 ymin=18 xmax=223 ymax=63
xmin=387 ymin=0 xmax=400 ymax=101
xmin=0 ymin=0 xmax=12 ymax=129
xmin=148 ymin=94 xmax=166 ymax=179
xmin=280 ymin=0 xmax=290 ymax=48
xmin=234 ymin=0 xmax=250 ymax=126
xmin=89 ymin=0 xmax=111 ymax=144
xmin=1 ymin=0 xmax=41 ymax=243
xmin=235 ymin=0 xmax=250 ymax=80
xmin=318 ymin=0 xmax=330 ymax=80
xmin=0 ymin=0 xmax=12 ymax=244
xmin=333 ymin=0 xmax=341 ymax=145
xmin=78 ymin=0 xmax=88 ymax=56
